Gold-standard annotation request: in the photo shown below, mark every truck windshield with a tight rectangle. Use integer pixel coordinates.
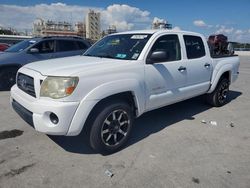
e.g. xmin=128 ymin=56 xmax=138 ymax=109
xmin=5 ymin=39 xmax=37 ymax=52
xmin=84 ymin=34 xmax=152 ymax=60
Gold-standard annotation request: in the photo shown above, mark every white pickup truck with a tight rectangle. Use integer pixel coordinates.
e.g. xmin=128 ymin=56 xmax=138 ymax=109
xmin=11 ymin=30 xmax=240 ymax=154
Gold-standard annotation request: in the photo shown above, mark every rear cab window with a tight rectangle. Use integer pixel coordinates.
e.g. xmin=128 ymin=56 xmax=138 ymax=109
xmin=184 ymin=35 xmax=205 ymax=59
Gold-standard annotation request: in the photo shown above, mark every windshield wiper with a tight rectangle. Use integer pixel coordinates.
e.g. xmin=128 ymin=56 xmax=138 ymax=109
xmin=83 ymin=54 xmax=95 ymax=57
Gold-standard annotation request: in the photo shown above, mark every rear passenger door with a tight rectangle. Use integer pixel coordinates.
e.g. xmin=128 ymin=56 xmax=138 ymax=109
xmin=55 ymin=40 xmax=89 ymax=58
xmin=183 ymin=35 xmax=212 ymax=97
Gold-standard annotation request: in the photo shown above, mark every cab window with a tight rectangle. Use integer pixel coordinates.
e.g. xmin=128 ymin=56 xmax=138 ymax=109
xmin=184 ymin=35 xmax=205 ymax=59
xmin=148 ymin=34 xmax=181 ymax=63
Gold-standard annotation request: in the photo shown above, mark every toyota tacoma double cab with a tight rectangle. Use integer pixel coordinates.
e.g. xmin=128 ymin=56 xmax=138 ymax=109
xmin=10 ymin=30 xmax=240 ymax=154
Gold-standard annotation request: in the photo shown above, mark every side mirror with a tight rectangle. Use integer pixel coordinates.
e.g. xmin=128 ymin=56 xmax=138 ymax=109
xmin=148 ymin=50 xmax=168 ymax=63
xmin=29 ymin=48 xmax=39 ymax=54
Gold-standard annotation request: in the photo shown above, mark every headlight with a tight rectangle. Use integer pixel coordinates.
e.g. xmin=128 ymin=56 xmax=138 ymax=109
xmin=40 ymin=76 xmax=79 ymax=99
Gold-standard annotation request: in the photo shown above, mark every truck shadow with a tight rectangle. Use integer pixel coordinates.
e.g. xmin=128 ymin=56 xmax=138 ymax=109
xmin=48 ymin=90 xmax=242 ymax=155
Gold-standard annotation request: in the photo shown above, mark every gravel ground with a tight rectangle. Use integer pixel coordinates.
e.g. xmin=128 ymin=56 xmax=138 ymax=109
xmin=0 ymin=56 xmax=249 ymax=188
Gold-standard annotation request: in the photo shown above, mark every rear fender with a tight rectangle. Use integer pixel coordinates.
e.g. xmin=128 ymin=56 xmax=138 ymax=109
xmin=208 ymin=63 xmax=232 ymax=93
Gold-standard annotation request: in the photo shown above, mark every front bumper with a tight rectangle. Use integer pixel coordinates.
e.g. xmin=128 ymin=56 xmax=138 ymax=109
xmin=11 ymin=85 xmax=80 ymax=135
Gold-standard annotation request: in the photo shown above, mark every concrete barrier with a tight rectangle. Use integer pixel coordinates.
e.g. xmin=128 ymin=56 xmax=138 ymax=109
xmin=235 ymin=51 xmax=250 ymax=56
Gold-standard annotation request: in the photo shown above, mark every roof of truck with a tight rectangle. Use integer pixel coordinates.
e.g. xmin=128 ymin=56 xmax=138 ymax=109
xmin=112 ymin=29 xmax=202 ymax=36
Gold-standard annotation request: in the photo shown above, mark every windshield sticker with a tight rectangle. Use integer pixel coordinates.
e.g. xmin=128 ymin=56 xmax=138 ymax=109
xmin=116 ymin=54 xmax=127 ymax=59
xmin=131 ymin=35 xmax=148 ymax=39
xmin=131 ymin=53 xmax=139 ymax=59
xmin=29 ymin=40 xmax=36 ymax=43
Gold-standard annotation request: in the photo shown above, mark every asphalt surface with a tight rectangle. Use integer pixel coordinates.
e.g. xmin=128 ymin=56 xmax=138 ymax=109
xmin=0 ymin=56 xmax=250 ymax=188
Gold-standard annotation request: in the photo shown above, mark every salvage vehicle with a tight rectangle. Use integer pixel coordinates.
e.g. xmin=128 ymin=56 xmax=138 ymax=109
xmin=0 ymin=36 xmax=90 ymax=90
xmin=11 ymin=30 xmax=240 ymax=154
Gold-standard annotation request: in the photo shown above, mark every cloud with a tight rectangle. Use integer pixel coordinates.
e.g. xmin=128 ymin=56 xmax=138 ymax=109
xmin=0 ymin=3 xmax=153 ymax=32
xmin=193 ymin=20 xmax=213 ymax=28
xmin=213 ymin=25 xmax=250 ymax=42
xmin=235 ymin=29 xmax=244 ymax=35
xmin=0 ymin=3 xmax=96 ymax=30
xmin=193 ymin=20 xmax=207 ymax=27
xmin=173 ymin=26 xmax=181 ymax=31
xmin=101 ymin=4 xmax=151 ymax=31
xmin=215 ymin=26 xmax=234 ymax=34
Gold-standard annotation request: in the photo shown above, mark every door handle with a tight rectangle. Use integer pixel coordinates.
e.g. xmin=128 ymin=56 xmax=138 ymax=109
xmin=178 ymin=66 xmax=186 ymax=72
xmin=204 ymin=63 xmax=211 ymax=68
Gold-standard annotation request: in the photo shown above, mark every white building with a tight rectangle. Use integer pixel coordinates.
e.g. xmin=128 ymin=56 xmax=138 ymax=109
xmin=85 ymin=10 xmax=101 ymax=41
xmin=152 ymin=18 xmax=172 ymax=30
xmin=33 ymin=18 xmax=77 ymax=37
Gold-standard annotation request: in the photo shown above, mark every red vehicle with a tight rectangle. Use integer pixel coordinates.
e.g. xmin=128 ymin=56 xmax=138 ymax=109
xmin=0 ymin=43 xmax=10 ymax=51
xmin=208 ymin=34 xmax=229 ymax=56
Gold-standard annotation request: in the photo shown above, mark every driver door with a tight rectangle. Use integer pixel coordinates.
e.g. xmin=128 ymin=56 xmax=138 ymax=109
xmin=145 ymin=34 xmax=187 ymax=111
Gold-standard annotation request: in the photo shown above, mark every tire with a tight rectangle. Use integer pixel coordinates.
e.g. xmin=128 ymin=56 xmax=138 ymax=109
xmin=0 ymin=67 xmax=18 ymax=91
xmin=89 ymin=101 xmax=134 ymax=154
xmin=206 ymin=78 xmax=230 ymax=107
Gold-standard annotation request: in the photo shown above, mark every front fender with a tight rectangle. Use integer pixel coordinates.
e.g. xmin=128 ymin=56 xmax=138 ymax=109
xmin=66 ymin=79 xmax=145 ymax=136
xmin=84 ymin=79 xmax=145 ymax=115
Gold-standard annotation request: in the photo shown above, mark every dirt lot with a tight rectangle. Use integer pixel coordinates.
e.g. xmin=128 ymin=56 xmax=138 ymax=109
xmin=0 ymin=56 xmax=249 ymax=188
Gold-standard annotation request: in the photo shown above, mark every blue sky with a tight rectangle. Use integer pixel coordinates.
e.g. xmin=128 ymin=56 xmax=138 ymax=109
xmin=0 ymin=0 xmax=250 ymax=42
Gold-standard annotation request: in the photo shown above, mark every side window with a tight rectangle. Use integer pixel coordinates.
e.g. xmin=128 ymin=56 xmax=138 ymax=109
xmin=149 ymin=34 xmax=181 ymax=62
xmin=57 ymin=40 xmax=78 ymax=52
xmin=184 ymin=35 xmax=205 ymax=59
xmin=76 ymin=41 xmax=88 ymax=50
xmin=33 ymin=40 xmax=55 ymax=53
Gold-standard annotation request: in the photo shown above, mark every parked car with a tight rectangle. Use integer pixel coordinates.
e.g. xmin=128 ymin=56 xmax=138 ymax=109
xmin=11 ymin=30 xmax=240 ymax=154
xmin=0 ymin=36 xmax=90 ymax=90
xmin=0 ymin=43 xmax=10 ymax=51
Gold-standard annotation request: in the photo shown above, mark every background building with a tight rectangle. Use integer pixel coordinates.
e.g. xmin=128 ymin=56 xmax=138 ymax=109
xmin=33 ymin=18 xmax=78 ymax=37
xmin=152 ymin=18 xmax=172 ymax=29
xmin=85 ymin=10 xmax=101 ymax=41
xmin=75 ymin=22 xmax=86 ymax=38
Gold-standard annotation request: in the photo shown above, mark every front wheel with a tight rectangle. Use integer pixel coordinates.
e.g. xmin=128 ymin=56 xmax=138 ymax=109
xmin=206 ymin=78 xmax=230 ymax=107
xmin=89 ymin=101 xmax=134 ymax=154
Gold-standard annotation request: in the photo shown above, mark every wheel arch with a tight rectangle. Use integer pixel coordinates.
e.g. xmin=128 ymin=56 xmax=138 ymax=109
xmin=67 ymin=78 xmax=145 ymax=136
xmin=208 ymin=64 xmax=232 ymax=93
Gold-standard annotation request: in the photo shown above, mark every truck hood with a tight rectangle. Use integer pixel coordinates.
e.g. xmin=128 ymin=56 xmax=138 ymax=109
xmin=24 ymin=55 xmax=133 ymax=76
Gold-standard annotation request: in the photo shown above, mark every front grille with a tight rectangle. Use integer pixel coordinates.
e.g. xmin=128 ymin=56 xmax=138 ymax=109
xmin=17 ymin=73 xmax=36 ymax=97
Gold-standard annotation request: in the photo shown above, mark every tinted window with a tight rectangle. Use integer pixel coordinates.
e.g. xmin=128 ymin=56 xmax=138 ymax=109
xmin=184 ymin=35 xmax=205 ymax=59
xmin=76 ymin=41 xmax=88 ymax=50
xmin=149 ymin=34 xmax=181 ymax=62
xmin=57 ymin=40 xmax=78 ymax=52
xmin=33 ymin=40 xmax=55 ymax=53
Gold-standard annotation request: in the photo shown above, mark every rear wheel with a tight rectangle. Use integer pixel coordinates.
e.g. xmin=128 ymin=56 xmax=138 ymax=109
xmin=89 ymin=101 xmax=134 ymax=154
xmin=0 ymin=67 xmax=18 ymax=91
xmin=206 ymin=78 xmax=230 ymax=107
